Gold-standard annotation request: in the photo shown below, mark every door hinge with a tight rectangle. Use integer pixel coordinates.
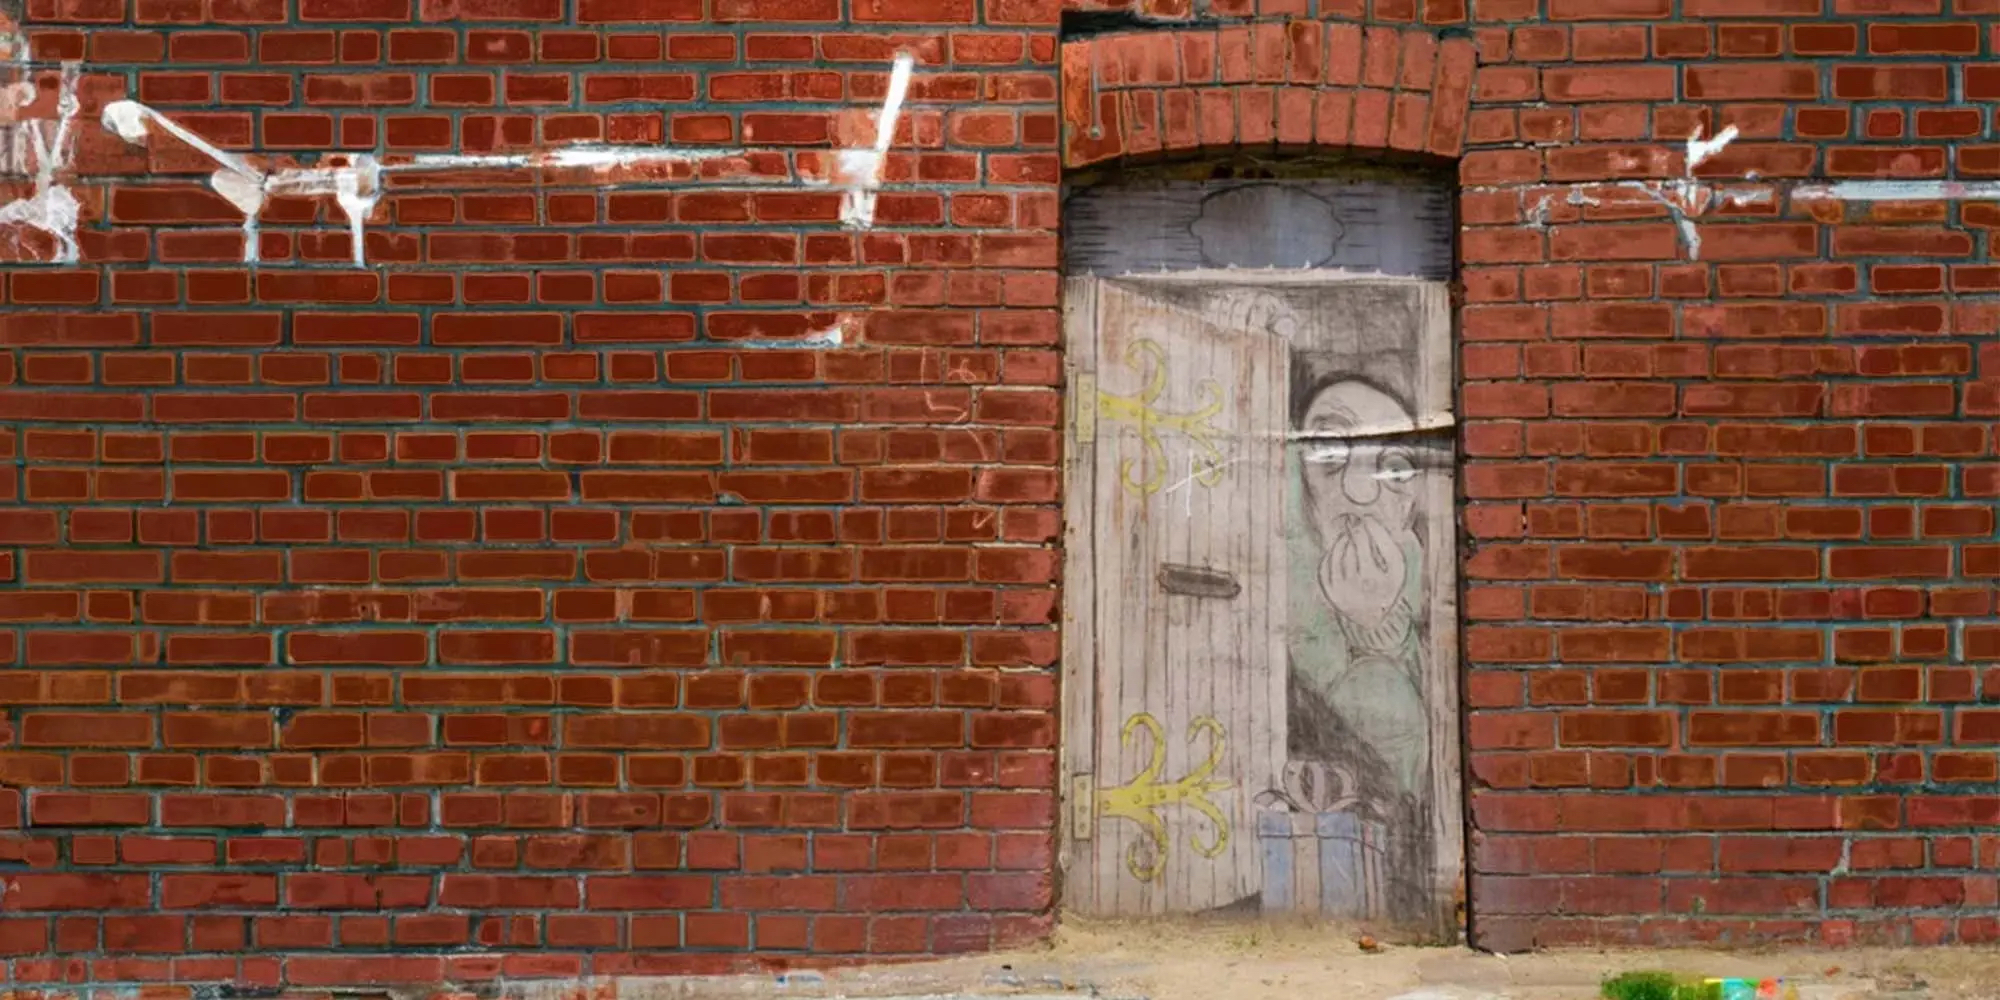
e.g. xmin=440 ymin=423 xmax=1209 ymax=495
xmin=1072 ymin=372 xmax=1096 ymax=444
xmin=1070 ymin=774 xmax=1095 ymax=840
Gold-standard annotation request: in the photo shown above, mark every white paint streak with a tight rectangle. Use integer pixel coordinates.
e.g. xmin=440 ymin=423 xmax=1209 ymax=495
xmin=206 ymin=167 xmax=265 ymax=217
xmin=208 ymin=168 xmax=266 ymax=262
xmin=1645 ymin=124 xmax=1738 ymax=260
xmin=839 ymin=52 xmax=914 ymax=229
xmin=545 ymin=146 xmax=725 ymax=170
xmin=259 ymin=156 xmax=384 ymax=267
xmin=107 ymin=100 xmax=396 ymax=266
xmin=3 ymin=20 xmax=44 ymax=178
xmin=0 ymin=61 xmax=82 ymax=263
xmin=1685 ymin=123 xmax=1738 ymax=171
xmin=1 ymin=20 xmax=30 ymax=130
xmin=391 ymin=152 xmax=533 ymax=170
xmin=332 ymin=158 xmax=379 ymax=268
xmin=0 ymin=181 xmax=77 ymax=262
xmin=1162 ymin=453 xmax=1248 ymax=518
xmin=1627 ymin=182 xmax=1705 ymax=258
xmin=2 ymin=77 xmax=32 ymax=118
xmin=1522 ymin=125 xmax=1751 ymax=260
xmin=103 ymin=99 xmax=257 ymax=177
xmin=393 ymin=145 xmax=738 ymax=172
xmin=103 ymin=106 xmax=799 ymax=266
xmin=739 ymin=325 xmax=844 ymax=350
xmin=106 ymin=98 xmax=282 ymax=263
xmin=1795 ymin=180 xmax=2000 ymax=202
xmin=96 ymin=52 xmax=916 ymax=264
xmin=1562 ymin=179 xmax=1766 ymax=261
xmin=1524 ymin=193 xmax=1555 ymax=229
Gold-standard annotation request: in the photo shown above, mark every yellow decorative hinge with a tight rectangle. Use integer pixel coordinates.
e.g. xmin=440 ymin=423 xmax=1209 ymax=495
xmin=1092 ymin=339 xmax=1225 ymax=496
xmin=1070 ymin=774 xmax=1095 ymax=840
xmin=1096 ymin=712 xmax=1232 ymax=882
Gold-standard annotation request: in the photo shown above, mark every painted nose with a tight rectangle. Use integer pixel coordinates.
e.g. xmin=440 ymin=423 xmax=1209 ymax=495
xmin=1341 ymin=452 xmax=1380 ymax=505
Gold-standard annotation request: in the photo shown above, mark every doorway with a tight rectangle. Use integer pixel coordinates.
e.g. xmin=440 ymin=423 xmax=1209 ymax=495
xmin=1058 ymin=168 xmax=1463 ymax=935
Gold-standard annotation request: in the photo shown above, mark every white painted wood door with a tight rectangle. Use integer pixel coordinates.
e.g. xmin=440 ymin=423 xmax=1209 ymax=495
xmin=1064 ymin=277 xmax=1289 ymax=915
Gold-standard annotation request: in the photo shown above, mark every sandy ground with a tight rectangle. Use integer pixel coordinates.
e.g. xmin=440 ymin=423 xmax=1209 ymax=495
xmin=1005 ymin=919 xmax=1994 ymax=1000
xmin=701 ymin=919 xmax=2000 ymax=1000
xmin=529 ymin=919 xmax=2000 ymax=1000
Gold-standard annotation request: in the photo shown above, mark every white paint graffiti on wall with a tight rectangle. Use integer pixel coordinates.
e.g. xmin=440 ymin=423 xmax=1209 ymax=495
xmin=1503 ymin=123 xmax=2000 ymax=261
xmin=1 ymin=51 xmax=915 ymax=267
xmin=1520 ymin=125 xmax=1773 ymax=260
xmin=99 ymin=99 xmax=346 ymax=265
xmin=0 ymin=12 xmax=34 ymax=175
xmin=0 ymin=55 xmax=82 ymax=263
xmin=1794 ymin=180 xmax=2000 ymax=203
xmin=14 ymin=55 xmax=1996 ymax=271
xmin=835 ymin=51 xmax=913 ymax=230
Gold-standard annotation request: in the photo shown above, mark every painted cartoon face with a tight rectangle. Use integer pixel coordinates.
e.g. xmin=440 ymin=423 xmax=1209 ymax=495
xmin=1299 ymin=380 xmax=1420 ymax=535
xmin=1300 ymin=380 xmax=1421 ymax=630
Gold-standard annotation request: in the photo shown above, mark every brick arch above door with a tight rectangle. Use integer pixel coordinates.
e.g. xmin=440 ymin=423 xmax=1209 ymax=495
xmin=1061 ymin=21 xmax=1478 ymax=168
xmin=1060 ymin=0 xmax=1472 ymax=24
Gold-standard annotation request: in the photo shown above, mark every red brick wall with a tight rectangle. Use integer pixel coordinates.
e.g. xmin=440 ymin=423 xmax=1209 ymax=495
xmin=5 ymin=0 xmax=1999 ymax=983
xmin=0 ymin=0 xmax=1061 ymax=988
xmin=1058 ymin=0 xmax=2000 ymax=954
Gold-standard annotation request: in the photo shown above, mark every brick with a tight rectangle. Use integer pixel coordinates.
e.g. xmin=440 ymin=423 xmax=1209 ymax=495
xmin=1543 ymin=66 xmax=1675 ymax=102
xmin=1685 ymin=64 xmax=1821 ymax=99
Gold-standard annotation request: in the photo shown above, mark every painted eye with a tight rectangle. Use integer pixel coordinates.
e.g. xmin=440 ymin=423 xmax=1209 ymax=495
xmin=1303 ymin=439 xmax=1349 ymax=465
xmin=1377 ymin=449 xmax=1418 ymax=483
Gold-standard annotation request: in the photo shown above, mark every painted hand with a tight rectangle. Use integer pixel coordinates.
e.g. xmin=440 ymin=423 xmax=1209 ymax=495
xmin=1319 ymin=514 xmax=1406 ymax=629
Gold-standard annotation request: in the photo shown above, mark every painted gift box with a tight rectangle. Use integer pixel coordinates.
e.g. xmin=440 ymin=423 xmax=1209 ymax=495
xmin=1257 ymin=809 xmax=1391 ymax=918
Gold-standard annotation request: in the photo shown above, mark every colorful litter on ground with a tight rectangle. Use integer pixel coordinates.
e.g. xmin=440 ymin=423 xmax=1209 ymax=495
xmin=1602 ymin=971 xmax=1801 ymax=1000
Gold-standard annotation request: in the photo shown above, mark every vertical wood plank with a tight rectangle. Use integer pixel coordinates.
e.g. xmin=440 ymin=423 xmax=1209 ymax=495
xmin=1095 ymin=282 xmax=1146 ymax=916
xmin=1421 ymin=435 xmax=1464 ymax=938
xmin=1099 ymin=279 xmax=1148 ymax=917
xmin=1059 ymin=277 xmax=1100 ymax=913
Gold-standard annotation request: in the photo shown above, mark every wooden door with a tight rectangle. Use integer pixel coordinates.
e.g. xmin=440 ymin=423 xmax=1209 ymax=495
xmin=1062 ymin=272 xmax=1462 ymax=935
xmin=1063 ymin=277 xmax=1289 ymax=915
